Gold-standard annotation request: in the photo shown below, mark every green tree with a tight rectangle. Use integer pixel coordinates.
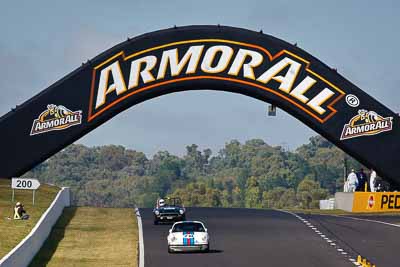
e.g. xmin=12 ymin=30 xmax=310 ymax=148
xmin=244 ymin=177 xmax=261 ymax=208
xmin=297 ymin=178 xmax=328 ymax=209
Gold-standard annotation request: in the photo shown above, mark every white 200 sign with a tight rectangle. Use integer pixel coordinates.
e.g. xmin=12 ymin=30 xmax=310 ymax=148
xmin=11 ymin=178 xmax=41 ymax=190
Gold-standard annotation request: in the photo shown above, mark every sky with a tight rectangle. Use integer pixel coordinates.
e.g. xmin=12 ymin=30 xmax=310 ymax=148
xmin=0 ymin=0 xmax=399 ymax=156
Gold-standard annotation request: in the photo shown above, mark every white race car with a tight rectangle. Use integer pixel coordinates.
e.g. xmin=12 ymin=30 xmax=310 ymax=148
xmin=167 ymin=221 xmax=210 ymax=253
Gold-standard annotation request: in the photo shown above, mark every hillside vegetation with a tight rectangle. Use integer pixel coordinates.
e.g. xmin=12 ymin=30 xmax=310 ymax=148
xmin=0 ymin=179 xmax=59 ymax=258
xmin=24 ymin=136 xmax=363 ymax=209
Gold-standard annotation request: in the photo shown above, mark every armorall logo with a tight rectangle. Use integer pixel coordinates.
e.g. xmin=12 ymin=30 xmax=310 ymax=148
xmin=340 ymin=110 xmax=393 ymax=140
xmin=30 ymin=104 xmax=82 ymax=136
xmin=88 ymin=39 xmax=346 ymax=123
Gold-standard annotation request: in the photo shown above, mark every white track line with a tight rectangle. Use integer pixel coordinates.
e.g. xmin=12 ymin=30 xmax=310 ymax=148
xmin=135 ymin=207 xmax=145 ymax=267
xmin=329 ymin=215 xmax=400 ymax=228
xmin=275 ymin=209 xmax=356 ymax=266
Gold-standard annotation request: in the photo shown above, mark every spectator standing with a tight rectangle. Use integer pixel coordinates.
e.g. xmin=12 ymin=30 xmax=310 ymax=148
xmin=343 ymin=180 xmax=349 ymax=192
xmin=370 ymin=170 xmax=377 ymax=192
xmin=347 ymin=169 xmax=358 ymax=192
xmin=357 ymin=168 xmax=368 ymax=191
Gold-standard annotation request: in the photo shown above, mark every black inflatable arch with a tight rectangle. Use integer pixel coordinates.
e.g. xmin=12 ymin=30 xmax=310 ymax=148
xmin=1 ymin=25 xmax=399 ymax=185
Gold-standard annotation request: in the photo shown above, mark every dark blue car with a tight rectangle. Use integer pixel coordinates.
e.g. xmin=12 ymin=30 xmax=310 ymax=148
xmin=153 ymin=197 xmax=186 ymax=224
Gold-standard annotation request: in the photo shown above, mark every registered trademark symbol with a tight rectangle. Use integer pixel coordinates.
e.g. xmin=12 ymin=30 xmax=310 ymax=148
xmin=346 ymin=94 xmax=360 ymax=107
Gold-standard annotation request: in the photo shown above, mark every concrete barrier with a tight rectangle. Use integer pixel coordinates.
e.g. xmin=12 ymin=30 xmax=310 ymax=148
xmin=335 ymin=192 xmax=354 ymax=212
xmin=0 ymin=187 xmax=70 ymax=267
xmin=319 ymin=198 xmax=335 ymax=210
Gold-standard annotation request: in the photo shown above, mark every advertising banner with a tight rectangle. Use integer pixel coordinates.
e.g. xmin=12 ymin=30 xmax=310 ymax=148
xmin=352 ymin=192 xmax=400 ymax=212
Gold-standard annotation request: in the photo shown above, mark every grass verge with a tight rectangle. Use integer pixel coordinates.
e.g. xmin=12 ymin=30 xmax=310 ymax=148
xmin=29 ymin=207 xmax=138 ymax=267
xmin=0 ymin=179 xmax=59 ymax=259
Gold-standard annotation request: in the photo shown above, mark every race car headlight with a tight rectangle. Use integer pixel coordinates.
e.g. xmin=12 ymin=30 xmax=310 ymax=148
xmin=155 ymin=210 xmax=160 ymax=215
xmin=202 ymin=235 xmax=208 ymax=241
xmin=170 ymin=235 xmax=177 ymax=242
xmin=179 ymin=209 xmax=184 ymax=215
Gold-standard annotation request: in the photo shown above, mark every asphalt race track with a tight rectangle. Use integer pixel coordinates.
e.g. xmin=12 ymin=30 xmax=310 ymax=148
xmin=140 ymin=208 xmax=354 ymax=267
xmin=303 ymin=214 xmax=400 ymax=267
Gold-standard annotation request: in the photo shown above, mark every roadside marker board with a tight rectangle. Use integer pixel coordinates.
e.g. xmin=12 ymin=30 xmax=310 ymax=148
xmin=11 ymin=178 xmax=41 ymax=205
xmin=12 ymin=178 xmax=41 ymax=190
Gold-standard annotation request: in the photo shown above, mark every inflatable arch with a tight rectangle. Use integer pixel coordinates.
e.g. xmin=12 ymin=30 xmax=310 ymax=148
xmin=1 ymin=25 xmax=399 ymax=186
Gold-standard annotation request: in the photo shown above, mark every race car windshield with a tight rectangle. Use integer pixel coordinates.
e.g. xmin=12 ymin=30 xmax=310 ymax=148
xmin=164 ymin=198 xmax=182 ymax=207
xmin=172 ymin=223 xmax=205 ymax=232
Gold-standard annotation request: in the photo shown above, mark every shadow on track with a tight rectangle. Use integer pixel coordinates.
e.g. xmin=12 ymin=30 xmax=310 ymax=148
xmin=171 ymin=249 xmax=223 ymax=254
xmin=207 ymin=249 xmax=223 ymax=254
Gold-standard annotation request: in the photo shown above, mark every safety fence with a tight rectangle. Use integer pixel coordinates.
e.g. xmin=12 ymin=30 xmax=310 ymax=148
xmin=0 ymin=187 xmax=70 ymax=267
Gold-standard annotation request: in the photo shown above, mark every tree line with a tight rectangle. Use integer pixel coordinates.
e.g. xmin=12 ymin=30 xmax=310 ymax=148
xmin=24 ymin=136 xmax=363 ymax=209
